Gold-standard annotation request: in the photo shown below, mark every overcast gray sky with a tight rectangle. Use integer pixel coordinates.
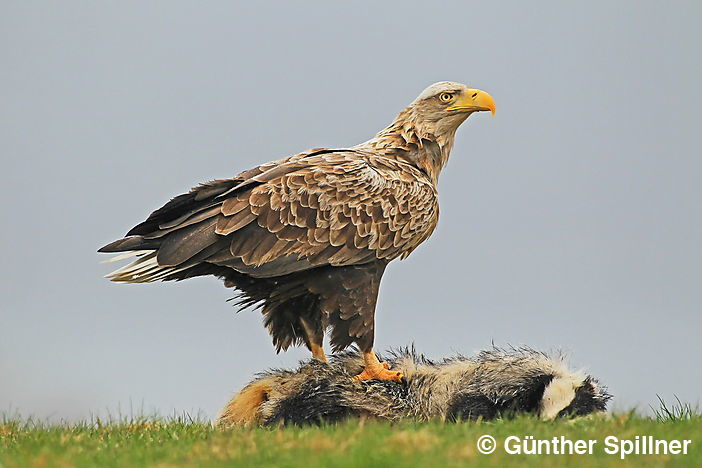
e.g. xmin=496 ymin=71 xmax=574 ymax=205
xmin=2 ymin=1 xmax=700 ymax=421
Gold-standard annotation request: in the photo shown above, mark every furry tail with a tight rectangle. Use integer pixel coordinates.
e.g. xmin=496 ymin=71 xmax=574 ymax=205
xmin=217 ymin=379 xmax=274 ymax=428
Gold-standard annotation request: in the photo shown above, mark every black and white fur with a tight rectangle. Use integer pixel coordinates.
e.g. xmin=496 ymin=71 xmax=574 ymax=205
xmin=217 ymin=346 xmax=610 ymax=427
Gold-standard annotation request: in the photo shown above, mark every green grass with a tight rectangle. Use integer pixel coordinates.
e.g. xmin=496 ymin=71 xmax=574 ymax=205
xmin=653 ymin=395 xmax=700 ymax=423
xmin=1 ymin=411 xmax=700 ymax=467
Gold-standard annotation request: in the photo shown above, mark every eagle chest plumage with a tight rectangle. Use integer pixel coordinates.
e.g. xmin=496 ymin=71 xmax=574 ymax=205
xmin=100 ymin=81 xmax=495 ymax=381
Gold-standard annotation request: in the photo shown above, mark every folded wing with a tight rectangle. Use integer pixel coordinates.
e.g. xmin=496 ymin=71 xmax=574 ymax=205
xmin=99 ymin=149 xmax=438 ymax=282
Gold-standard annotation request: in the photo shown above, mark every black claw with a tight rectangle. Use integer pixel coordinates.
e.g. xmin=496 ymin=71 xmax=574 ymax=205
xmin=400 ymin=376 xmax=408 ymax=386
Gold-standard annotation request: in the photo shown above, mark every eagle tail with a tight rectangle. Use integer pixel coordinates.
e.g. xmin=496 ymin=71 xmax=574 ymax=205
xmin=102 ymin=250 xmax=191 ymax=283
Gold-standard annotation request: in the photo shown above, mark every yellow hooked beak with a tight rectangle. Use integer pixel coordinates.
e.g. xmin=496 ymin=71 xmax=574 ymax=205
xmin=447 ymin=89 xmax=496 ymax=116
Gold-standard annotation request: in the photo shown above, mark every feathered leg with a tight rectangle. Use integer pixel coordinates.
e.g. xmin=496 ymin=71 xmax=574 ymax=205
xmin=309 ymin=261 xmax=403 ymax=382
xmin=299 ymin=316 xmax=327 ymax=362
xmin=223 ymin=261 xmax=402 ymax=380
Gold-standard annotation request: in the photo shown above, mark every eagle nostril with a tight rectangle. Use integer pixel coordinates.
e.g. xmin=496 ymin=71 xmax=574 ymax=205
xmin=471 ymin=92 xmax=478 ymax=98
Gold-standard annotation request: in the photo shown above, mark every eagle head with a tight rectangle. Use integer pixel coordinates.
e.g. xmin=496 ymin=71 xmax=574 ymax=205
xmin=365 ymin=81 xmax=495 ymax=183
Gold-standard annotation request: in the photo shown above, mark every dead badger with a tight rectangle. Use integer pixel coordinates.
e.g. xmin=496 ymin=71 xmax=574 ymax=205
xmin=218 ymin=347 xmax=610 ymax=427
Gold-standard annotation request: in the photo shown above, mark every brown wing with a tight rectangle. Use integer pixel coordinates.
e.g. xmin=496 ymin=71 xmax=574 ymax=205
xmin=100 ymin=149 xmax=438 ymax=282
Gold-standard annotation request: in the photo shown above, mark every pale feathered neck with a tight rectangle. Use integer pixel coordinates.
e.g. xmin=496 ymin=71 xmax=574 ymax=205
xmin=356 ymin=107 xmax=464 ymax=184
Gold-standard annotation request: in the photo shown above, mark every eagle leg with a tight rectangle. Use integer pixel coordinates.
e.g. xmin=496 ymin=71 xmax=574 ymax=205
xmin=299 ymin=316 xmax=327 ymax=363
xmin=353 ymin=350 xmax=404 ymax=382
xmin=309 ymin=343 xmax=328 ymax=363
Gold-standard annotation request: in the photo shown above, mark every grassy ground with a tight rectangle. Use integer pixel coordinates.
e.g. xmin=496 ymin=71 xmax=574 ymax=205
xmin=1 ymin=411 xmax=700 ymax=467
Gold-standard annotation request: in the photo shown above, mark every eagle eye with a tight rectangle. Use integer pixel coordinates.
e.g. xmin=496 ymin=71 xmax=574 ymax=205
xmin=439 ymin=92 xmax=453 ymax=103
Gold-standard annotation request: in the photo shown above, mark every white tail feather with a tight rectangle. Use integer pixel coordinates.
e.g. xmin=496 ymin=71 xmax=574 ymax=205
xmin=103 ymin=251 xmax=187 ymax=283
xmin=100 ymin=250 xmax=153 ymax=264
